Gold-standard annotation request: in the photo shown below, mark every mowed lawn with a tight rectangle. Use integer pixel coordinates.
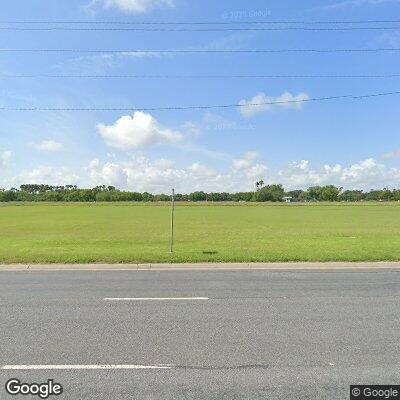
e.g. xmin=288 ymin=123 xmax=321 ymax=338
xmin=1 ymin=202 xmax=400 ymax=263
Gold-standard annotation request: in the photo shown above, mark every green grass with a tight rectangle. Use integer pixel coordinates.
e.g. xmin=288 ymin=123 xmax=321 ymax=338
xmin=1 ymin=202 xmax=400 ymax=263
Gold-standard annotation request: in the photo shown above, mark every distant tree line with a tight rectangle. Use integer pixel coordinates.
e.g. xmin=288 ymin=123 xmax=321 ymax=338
xmin=0 ymin=183 xmax=400 ymax=203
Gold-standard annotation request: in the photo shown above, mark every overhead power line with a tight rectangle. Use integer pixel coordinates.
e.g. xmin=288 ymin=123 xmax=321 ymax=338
xmin=1 ymin=73 xmax=400 ymax=79
xmin=1 ymin=19 xmax=400 ymax=25
xmin=1 ymin=26 xmax=400 ymax=31
xmin=0 ymin=90 xmax=399 ymax=112
xmin=0 ymin=48 xmax=400 ymax=54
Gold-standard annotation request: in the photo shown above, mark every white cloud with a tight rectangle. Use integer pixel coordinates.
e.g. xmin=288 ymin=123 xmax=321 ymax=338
xmin=84 ymin=156 xmax=398 ymax=192
xmin=203 ymin=112 xmax=236 ymax=130
xmin=188 ymin=163 xmax=216 ymax=178
xmin=382 ymin=150 xmax=400 ymax=159
xmin=97 ymin=111 xmax=183 ymax=150
xmin=88 ymin=159 xmax=101 ymax=171
xmin=4 ymin=148 xmax=400 ymax=192
xmin=87 ymin=156 xmax=185 ymax=191
xmin=88 ymin=160 xmax=129 ymax=187
xmin=1 ymin=151 xmax=11 ymax=167
xmin=277 ymin=158 xmax=400 ymax=190
xmin=232 ymin=152 xmax=267 ymax=181
xmin=87 ymin=0 xmax=174 ymax=13
xmin=182 ymin=121 xmax=202 ymax=136
xmin=291 ymin=160 xmax=310 ymax=170
xmin=340 ymin=158 xmax=384 ymax=183
xmin=325 ymin=0 xmax=400 ymax=8
xmin=85 ymin=156 xmax=249 ymax=193
xmin=246 ymin=164 xmax=268 ymax=180
xmin=239 ymin=91 xmax=310 ymax=118
xmin=233 ymin=151 xmax=259 ymax=170
xmin=12 ymin=167 xmax=80 ymax=186
xmin=34 ymin=140 xmax=63 ymax=152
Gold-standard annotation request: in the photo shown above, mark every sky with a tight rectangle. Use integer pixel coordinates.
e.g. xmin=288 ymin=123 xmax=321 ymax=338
xmin=0 ymin=0 xmax=400 ymax=193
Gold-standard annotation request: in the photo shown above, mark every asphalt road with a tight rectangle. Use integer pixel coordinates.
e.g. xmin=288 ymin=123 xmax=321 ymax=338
xmin=1 ymin=269 xmax=400 ymax=399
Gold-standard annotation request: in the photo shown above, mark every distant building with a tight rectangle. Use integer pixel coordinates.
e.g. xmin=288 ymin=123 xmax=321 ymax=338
xmin=282 ymin=196 xmax=294 ymax=203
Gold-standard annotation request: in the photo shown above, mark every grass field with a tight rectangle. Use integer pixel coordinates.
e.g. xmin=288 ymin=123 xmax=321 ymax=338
xmin=1 ymin=202 xmax=400 ymax=263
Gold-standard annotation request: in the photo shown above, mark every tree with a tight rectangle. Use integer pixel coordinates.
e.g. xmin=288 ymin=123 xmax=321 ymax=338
xmin=142 ymin=192 xmax=154 ymax=202
xmin=0 ymin=190 xmax=18 ymax=201
xmin=320 ymin=185 xmax=340 ymax=202
xmin=255 ymin=180 xmax=265 ymax=190
xmin=154 ymin=194 xmax=171 ymax=202
xmin=174 ymin=193 xmax=189 ymax=201
xmin=253 ymin=185 xmax=285 ymax=202
xmin=365 ymin=189 xmax=393 ymax=201
xmin=339 ymin=190 xmax=364 ymax=202
xmin=307 ymin=186 xmax=323 ymax=201
xmin=232 ymin=192 xmax=253 ymax=202
xmin=392 ymin=190 xmax=400 ymax=201
xmin=3 ymin=184 xmax=400 ymax=203
xmin=189 ymin=191 xmax=207 ymax=202
xmin=285 ymin=190 xmax=304 ymax=200
xmin=208 ymin=192 xmax=230 ymax=202
xmin=305 ymin=186 xmax=339 ymax=202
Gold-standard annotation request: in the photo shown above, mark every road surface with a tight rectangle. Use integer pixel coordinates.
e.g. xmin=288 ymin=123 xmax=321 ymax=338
xmin=1 ymin=269 xmax=399 ymax=399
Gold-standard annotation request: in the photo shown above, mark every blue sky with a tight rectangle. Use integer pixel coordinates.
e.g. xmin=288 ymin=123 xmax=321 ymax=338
xmin=1 ymin=0 xmax=400 ymax=193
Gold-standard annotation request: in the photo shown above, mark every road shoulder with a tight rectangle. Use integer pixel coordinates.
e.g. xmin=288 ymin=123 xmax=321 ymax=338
xmin=1 ymin=262 xmax=400 ymax=271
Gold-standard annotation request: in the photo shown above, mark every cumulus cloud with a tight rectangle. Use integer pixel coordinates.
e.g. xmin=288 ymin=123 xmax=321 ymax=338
xmin=188 ymin=163 xmax=216 ymax=178
xmin=1 ymin=151 xmax=11 ymax=167
xmin=97 ymin=111 xmax=183 ymax=150
xmin=86 ymin=156 xmax=252 ymax=193
xmin=34 ymin=140 xmax=63 ymax=152
xmin=5 ymin=151 xmax=400 ymax=193
xmin=277 ymin=158 xmax=400 ymax=189
xmin=340 ymin=158 xmax=384 ymax=183
xmin=232 ymin=152 xmax=267 ymax=181
xmin=87 ymin=156 xmax=184 ymax=191
xmin=12 ymin=166 xmax=80 ymax=186
xmin=382 ymin=150 xmax=400 ymax=159
xmin=233 ymin=152 xmax=259 ymax=170
xmin=291 ymin=160 xmax=310 ymax=170
xmin=88 ymin=160 xmax=129 ymax=187
xmin=87 ymin=0 xmax=174 ymax=13
xmin=239 ymin=91 xmax=310 ymax=118
xmin=89 ymin=156 xmax=394 ymax=191
xmin=246 ymin=164 xmax=268 ymax=180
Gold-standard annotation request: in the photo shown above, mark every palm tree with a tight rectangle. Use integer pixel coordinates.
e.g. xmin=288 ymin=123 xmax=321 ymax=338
xmin=255 ymin=180 xmax=265 ymax=191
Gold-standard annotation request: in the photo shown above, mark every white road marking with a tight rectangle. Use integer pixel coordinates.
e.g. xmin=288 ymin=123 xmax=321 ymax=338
xmin=104 ymin=297 xmax=210 ymax=301
xmin=1 ymin=364 xmax=174 ymax=370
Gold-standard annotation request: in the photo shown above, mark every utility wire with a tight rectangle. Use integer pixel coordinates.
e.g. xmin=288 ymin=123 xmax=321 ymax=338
xmin=1 ymin=26 xmax=400 ymax=31
xmin=1 ymin=74 xmax=400 ymax=79
xmin=1 ymin=48 xmax=400 ymax=54
xmin=0 ymin=90 xmax=399 ymax=112
xmin=1 ymin=19 xmax=400 ymax=25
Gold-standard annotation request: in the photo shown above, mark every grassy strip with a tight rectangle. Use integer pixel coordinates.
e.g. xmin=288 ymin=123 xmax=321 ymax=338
xmin=1 ymin=203 xmax=399 ymax=263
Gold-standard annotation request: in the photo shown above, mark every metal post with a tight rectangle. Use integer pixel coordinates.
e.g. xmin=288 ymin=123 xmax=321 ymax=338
xmin=170 ymin=188 xmax=175 ymax=253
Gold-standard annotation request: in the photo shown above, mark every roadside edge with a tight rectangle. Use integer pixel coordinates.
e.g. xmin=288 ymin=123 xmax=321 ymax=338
xmin=1 ymin=262 xmax=400 ymax=271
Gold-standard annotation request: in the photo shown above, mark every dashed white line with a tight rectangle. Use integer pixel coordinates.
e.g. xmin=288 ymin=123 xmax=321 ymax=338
xmin=1 ymin=364 xmax=174 ymax=370
xmin=104 ymin=297 xmax=210 ymax=301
